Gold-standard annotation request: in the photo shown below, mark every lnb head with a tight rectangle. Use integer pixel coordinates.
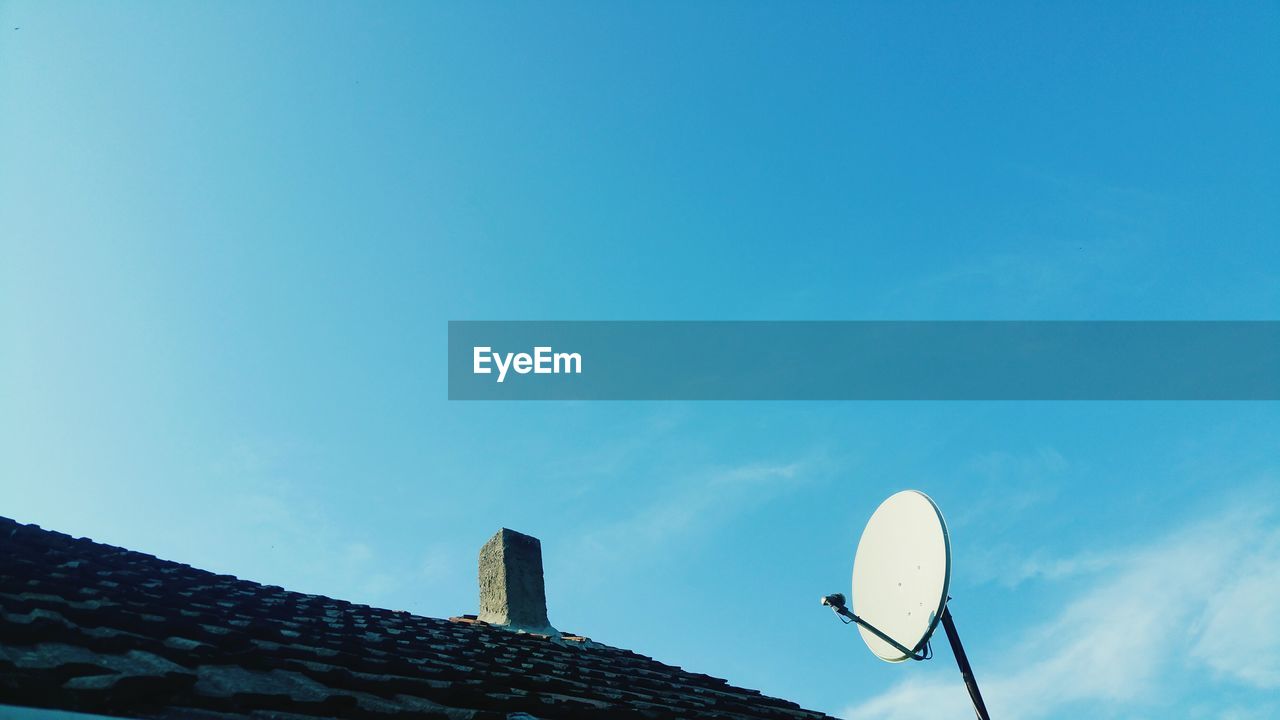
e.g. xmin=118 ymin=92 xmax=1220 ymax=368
xmin=820 ymin=592 xmax=847 ymax=609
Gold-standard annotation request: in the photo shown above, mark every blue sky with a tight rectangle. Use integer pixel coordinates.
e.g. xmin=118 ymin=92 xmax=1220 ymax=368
xmin=2 ymin=2 xmax=1278 ymax=718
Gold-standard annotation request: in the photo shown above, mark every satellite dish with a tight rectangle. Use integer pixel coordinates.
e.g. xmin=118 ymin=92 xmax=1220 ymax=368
xmin=820 ymin=490 xmax=991 ymax=720
xmin=852 ymin=490 xmax=950 ymax=662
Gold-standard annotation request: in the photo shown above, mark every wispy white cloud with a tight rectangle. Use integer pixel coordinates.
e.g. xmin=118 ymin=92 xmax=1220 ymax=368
xmin=605 ymin=460 xmax=806 ymax=545
xmin=994 ymin=550 xmax=1120 ymax=588
xmin=540 ymin=408 xmax=690 ymax=483
xmin=224 ymin=489 xmax=408 ymax=605
xmin=953 ymin=447 xmax=1068 ymax=529
xmin=1189 ymin=526 xmax=1280 ymax=689
xmin=967 ymin=447 xmax=1069 ymax=485
xmin=565 ymin=457 xmax=819 ymax=574
xmin=844 ymin=501 xmax=1280 ymax=719
xmin=162 ymin=441 xmax=424 ymax=608
xmin=868 ymin=168 xmax=1176 ymax=319
xmin=420 ymin=542 xmax=461 ymax=584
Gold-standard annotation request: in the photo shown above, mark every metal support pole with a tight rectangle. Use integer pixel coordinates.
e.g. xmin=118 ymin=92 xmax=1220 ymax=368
xmin=940 ymin=606 xmax=990 ymax=720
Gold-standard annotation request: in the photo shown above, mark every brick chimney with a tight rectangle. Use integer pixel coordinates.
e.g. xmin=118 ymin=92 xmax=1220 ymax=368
xmin=478 ymin=528 xmax=556 ymax=634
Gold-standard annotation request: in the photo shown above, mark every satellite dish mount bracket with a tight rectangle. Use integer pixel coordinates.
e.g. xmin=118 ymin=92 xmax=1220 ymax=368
xmin=822 ymin=593 xmax=990 ymax=720
xmin=820 ymin=593 xmax=931 ymax=661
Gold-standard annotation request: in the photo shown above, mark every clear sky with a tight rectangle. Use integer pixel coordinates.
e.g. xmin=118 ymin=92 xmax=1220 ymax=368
xmin=2 ymin=3 xmax=1278 ymax=718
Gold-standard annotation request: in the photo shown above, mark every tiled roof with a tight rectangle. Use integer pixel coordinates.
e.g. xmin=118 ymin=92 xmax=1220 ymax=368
xmin=0 ymin=517 xmax=836 ymax=720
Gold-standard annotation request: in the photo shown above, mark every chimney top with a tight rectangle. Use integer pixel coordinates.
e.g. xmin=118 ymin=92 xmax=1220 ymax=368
xmin=478 ymin=528 xmax=556 ymax=634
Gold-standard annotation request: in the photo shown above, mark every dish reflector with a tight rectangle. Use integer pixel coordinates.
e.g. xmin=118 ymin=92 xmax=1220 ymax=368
xmin=851 ymin=490 xmax=951 ymax=662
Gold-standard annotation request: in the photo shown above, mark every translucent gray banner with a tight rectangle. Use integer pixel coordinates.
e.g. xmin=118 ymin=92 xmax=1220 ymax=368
xmin=447 ymin=321 xmax=1280 ymax=400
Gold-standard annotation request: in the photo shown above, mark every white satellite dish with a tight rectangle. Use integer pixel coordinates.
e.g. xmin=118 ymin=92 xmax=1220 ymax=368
xmin=820 ymin=490 xmax=991 ymax=720
xmin=852 ymin=490 xmax=950 ymax=662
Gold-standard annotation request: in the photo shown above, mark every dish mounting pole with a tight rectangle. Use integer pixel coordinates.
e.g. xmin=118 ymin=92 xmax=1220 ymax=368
xmin=939 ymin=605 xmax=990 ymax=720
